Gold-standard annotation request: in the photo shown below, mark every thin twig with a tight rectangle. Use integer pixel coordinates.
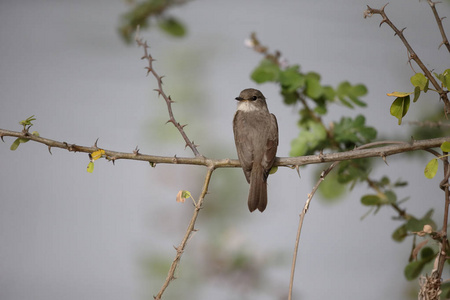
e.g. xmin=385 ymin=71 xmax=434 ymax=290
xmin=434 ymin=151 xmax=449 ymax=280
xmin=288 ymin=161 xmax=339 ymax=300
xmin=135 ymin=30 xmax=202 ymax=157
xmin=427 ymin=0 xmax=450 ymax=53
xmin=155 ymin=166 xmax=215 ymax=299
xmin=408 ymin=120 xmax=450 ymax=128
xmin=364 ymin=4 xmax=450 ymax=115
xmin=286 ymin=139 xmax=442 ymax=298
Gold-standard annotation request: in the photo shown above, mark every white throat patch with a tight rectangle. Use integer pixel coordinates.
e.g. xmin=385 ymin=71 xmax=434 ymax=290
xmin=237 ymin=101 xmax=258 ymax=112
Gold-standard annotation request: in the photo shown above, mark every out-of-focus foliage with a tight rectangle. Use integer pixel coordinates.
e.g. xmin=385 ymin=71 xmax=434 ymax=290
xmin=119 ymin=0 xmax=188 ymax=44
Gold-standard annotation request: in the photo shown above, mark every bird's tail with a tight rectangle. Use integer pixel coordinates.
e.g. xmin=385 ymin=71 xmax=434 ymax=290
xmin=248 ymin=167 xmax=267 ymax=212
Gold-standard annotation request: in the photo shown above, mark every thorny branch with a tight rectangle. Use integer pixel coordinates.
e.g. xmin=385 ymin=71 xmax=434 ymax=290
xmin=288 ymin=160 xmax=339 ymax=300
xmin=135 ymin=30 xmax=202 ymax=157
xmin=364 ymin=3 xmax=450 ymax=115
xmin=427 ymin=0 xmax=450 ymax=53
xmin=2 ymin=128 xmax=450 ymax=168
xmin=155 ymin=166 xmax=214 ymax=300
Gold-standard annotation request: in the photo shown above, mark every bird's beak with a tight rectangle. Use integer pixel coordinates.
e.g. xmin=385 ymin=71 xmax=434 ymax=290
xmin=235 ymin=97 xmax=244 ymax=101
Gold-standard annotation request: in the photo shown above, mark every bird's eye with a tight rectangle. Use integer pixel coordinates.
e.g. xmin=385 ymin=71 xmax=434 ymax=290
xmin=251 ymin=96 xmax=258 ymax=100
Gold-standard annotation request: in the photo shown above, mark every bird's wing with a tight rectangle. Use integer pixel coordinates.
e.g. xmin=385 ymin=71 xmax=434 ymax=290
xmin=262 ymin=113 xmax=279 ymax=179
xmin=233 ymin=111 xmax=253 ymax=183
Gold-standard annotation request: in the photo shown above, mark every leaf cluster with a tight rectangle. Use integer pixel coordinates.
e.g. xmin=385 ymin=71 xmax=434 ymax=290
xmin=119 ymin=0 xmax=187 ymax=44
xmin=251 ymin=58 xmax=374 ymax=157
xmin=248 ymin=40 xmax=380 ymax=192
xmin=388 ymin=70 xmax=450 ymax=124
xmin=10 ymin=115 xmax=39 ymax=151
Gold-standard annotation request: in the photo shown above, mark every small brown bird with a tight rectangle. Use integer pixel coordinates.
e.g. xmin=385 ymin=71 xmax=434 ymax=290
xmin=233 ymin=88 xmax=279 ymax=212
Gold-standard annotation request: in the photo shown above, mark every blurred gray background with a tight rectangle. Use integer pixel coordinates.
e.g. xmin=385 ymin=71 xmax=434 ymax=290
xmin=0 ymin=0 xmax=449 ymax=299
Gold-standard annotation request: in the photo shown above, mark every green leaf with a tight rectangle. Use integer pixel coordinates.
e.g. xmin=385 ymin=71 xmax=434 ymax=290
xmin=410 ymin=73 xmax=428 ymax=91
xmin=392 ymin=224 xmax=408 ymax=242
xmin=420 ymin=247 xmax=435 ymax=261
xmin=336 ymin=82 xmax=367 ymax=108
xmin=269 ymin=166 xmax=278 ymax=174
xmin=289 ymin=120 xmax=327 ymax=156
xmin=413 ymin=86 xmax=420 ymax=103
xmin=424 ymin=159 xmax=438 ymax=179
xmin=250 ymin=59 xmax=280 ymax=83
xmin=10 ymin=138 xmax=21 ymax=151
xmin=441 ymin=141 xmax=450 ymax=152
xmin=305 ymin=73 xmax=323 ymax=99
xmin=157 ymin=17 xmax=186 ymax=37
xmin=348 ymin=84 xmax=368 ymax=107
xmin=351 ymin=84 xmax=368 ymax=97
xmin=337 ymin=159 xmax=371 ymax=184
xmin=390 ymin=96 xmax=410 ymax=125
xmin=181 ymin=190 xmax=191 ymax=199
xmin=443 ymin=69 xmax=450 ymax=89
xmin=314 ymin=105 xmax=327 ymax=115
xmin=435 ymin=69 xmax=450 ymax=89
xmin=361 ymin=194 xmax=381 ymax=206
xmin=322 ymin=86 xmax=335 ymax=101
xmin=19 ymin=115 xmax=36 ymax=127
xmin=10 ymin=137 xmax=30 ymax=151
xmin=333 ymin=115 xmax=377 ymax=148
xmin=281 ymin=90 xmax=298 ymax=105
xmin=404 ymin=261 xmax=425 ymax=281
xmin=279 ymin=65 xmax=305 ymax=92
xmin=384 ymin=190 xmax=397 ymax=204
xmin=405 ymin=209 xmax=436 ymax=232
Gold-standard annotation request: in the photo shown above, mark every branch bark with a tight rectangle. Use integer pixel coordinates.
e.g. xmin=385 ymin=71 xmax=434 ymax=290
xmin=2 ymin=128 xmax=450 ymax=168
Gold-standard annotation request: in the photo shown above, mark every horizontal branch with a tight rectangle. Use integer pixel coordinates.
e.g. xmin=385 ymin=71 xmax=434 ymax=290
xmin=1 ymin=128 xmax=449 ymax=168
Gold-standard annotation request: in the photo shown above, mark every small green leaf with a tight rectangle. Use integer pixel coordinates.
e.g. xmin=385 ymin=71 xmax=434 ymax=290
xmin=441 ymin=141 xmax=450 ymax=152
xmin=390 ymin=96 xmax=410 ymax=125
xmin=351 ymin=84 xmax=368 ymax=97
xmin=410 ymin=73 xmax=428 ymax=91
xmin=289 ymin=120 xmax=327 ymax=156
xmin=435 ymin=69 xmax=450 ymax=89
xmin=281 ymin=90 xmax=298 ymax=105
xmin=10 ymin=137 xmax=30 ymax=151
xmin=10 ymin=138 xmax=21 ymax=151
xmin=420 ymin=247 xmax=436 ymax=260
xmin=424 ymin=159 xmax=438 ymax=179
xmin=279 ymin=65 xmax=305 ymax=92
xmin=158 ymin=17 xmax=186 ymax=37
xmin=361 ymin=194 xmax=381 ymax=206
xmin=322 ymin=86 xmax=335 ymax=101
xmin=181 ymin=190 xmax=191 ymax=199
xmin=87 ymin=161 xmax=94 ymax=173
xmin=392 ymin=224 xmax=408 ymax=242
xmin=404 ymin=261 xmax=425 ymax=281
xmin=405 ymin=210 xmax=437 ymax=232
xmin=250 ymin=59 xmax=280 ymax=83
xmin=305 ymin=74 xmax=323 ymax=99
xmin=413 ymin=86 xmax=420 ymax=103
xmin=384 ymin=190 xmax=397 ymax=203
xmin=269 ymin=166 xmax=278 ymax=174
xmin=443 ymin=69 xmax=450 ymax=89
xmin=19 ymin=115 xmax=36 ymax=127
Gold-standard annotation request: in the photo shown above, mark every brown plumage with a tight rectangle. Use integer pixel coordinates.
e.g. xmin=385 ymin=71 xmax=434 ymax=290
xmin=233 ymin=88 xmax=278 ymax=212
